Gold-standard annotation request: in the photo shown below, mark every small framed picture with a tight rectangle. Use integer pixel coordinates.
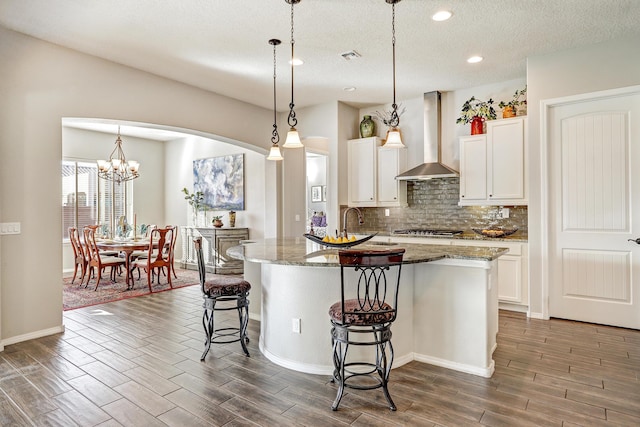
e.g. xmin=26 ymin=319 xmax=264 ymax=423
xmin=322 ymin=185 xmax=327 ymax=201
xmin=311 ymin=185 xmax=322 ymax=202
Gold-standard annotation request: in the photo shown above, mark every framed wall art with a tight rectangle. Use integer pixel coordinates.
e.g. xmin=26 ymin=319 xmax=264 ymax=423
xmin=193 ymin=154 xmax=244 ymax=210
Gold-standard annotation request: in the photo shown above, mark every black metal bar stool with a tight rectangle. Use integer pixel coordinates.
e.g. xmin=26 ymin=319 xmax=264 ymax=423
xmin=329 ymin=247 xmax=405 ymax=411
xmin=194 ymin=237 xmax=251 ymax=360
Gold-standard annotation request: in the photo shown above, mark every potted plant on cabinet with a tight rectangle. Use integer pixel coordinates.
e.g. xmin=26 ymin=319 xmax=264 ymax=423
xmin=456 ymin=96 xmax=497 ymax=135
xmin=498 ymin=85 xmax=527 ymax=118
xmin=212 ymin=215 xmax=224 ymax=228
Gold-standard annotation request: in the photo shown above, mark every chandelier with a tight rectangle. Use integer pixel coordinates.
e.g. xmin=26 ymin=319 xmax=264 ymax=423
xmin=384 ymin=0 xmax=406 ymax=148
xmin=267 ymin=38 xmax=284 ymax=161
xmin=282 ymin=0 xmax=303 ymax=148
xmin=97 ymin=126 xmax=140 ymax=182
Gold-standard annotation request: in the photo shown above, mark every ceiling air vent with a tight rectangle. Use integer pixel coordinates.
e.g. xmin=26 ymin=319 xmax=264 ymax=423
xmin=340 ymin=50 xmax=361 ymax=61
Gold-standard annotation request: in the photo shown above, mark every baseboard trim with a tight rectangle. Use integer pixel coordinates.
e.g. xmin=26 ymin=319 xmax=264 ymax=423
xmin=2 ymin=325 xmax=65 ymax=347
xmin=413 ymin=353 xmax=495 ymax=378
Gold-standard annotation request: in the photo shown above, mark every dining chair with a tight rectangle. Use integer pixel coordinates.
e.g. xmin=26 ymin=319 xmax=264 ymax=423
xmin=68 ymin=227 xmax=87 ymax=284
xmin=329 ymin=247 xmax=405 ymax=411
xmin=166 ymin=225 xmax=178 ymax=279
xmin=83 ymin=226 xmax=126 ymax=290
xmin=132 ymin=226 xmax=173 ymax=292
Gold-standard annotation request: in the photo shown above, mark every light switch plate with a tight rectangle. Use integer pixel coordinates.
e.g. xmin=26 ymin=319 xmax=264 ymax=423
xmin=0 ymin=222 xmax=21 ymax=235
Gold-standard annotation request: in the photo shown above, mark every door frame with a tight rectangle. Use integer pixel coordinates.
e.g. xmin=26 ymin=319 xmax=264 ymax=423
xmin=540 ymin=84 xmax=640 ymax=321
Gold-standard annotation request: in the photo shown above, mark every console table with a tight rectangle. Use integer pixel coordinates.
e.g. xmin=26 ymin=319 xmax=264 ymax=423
xmin=181 ymin=226 xmax=249 ymax=274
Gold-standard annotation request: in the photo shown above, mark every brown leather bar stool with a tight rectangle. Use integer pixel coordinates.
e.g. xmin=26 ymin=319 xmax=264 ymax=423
xmin=194 ymin=237 xmax=250 ymax=360
xmin=329 ymin=247 xmax=405 ymax=411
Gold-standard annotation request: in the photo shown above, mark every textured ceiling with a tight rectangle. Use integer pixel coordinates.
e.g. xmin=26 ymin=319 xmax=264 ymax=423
xmin=2 ymin=0 xmax=640 ymax=113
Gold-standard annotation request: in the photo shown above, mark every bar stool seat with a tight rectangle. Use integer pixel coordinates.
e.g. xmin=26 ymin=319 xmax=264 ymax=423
xmin=194 ymin=237 xmax=251 ymax=361
xmin=329 ymin=248 xmax=405 ymax=412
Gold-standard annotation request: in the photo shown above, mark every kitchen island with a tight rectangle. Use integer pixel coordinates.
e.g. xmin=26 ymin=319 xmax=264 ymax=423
xmin=228 ymin=237 xmax=508 ymax=378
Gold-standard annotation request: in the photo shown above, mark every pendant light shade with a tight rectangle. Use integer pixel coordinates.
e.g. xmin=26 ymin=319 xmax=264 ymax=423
xmin=267 ymin=38 xmax=284 ymax=161
xmin=384 ymin=0 xmax=406 ymax=148
xmin=282 ymin=0 xmax=303 ymax=149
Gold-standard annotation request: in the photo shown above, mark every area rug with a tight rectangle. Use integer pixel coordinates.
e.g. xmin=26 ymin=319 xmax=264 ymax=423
xmin=63 ymin=268 xmax=200 ymax=311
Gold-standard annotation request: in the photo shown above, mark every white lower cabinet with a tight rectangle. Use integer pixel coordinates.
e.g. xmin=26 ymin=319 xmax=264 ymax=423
xmin=451 ymin=240 xmax=528 ymax=310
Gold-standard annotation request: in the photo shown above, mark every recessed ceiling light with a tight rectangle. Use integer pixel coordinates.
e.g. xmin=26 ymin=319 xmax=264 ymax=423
xmin=432 ymin=10 xmax=452 ymax=21
xmin=343 ymin=87 xmax=356 ymax=92
xmin=290 ymin=58 xmax=304 ymax=66
xmin=467 ymin=56 xmax=483 ymax=63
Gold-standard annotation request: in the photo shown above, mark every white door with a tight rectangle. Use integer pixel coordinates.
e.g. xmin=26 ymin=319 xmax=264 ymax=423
xmin=548 ymin=88 xmax=640 ymax=329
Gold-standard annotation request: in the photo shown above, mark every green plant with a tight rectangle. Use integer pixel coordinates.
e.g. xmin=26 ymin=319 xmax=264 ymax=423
xmin=182 ymin=187 xmax=205 ymax=212
xmin=498 ymin=86 xmax=527 ymax=110
xmin=212 ymin=215 xmax=222 ymax=221
xmin=456 ymin=96 xmax=497 ymax=124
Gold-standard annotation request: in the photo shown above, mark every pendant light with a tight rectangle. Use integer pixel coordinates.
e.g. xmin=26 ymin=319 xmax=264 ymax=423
xmin=97 ymin=126 xmax=140 ymax=182
xmin=267 ymin=39 xmax=284 ymax=161
xmin=384 ymin=0 xmax=406 ymax=148
xmin=282 ymin=0 xmax=303 ymax=148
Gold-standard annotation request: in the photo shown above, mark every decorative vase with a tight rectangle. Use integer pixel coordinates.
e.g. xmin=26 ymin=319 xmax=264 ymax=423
xmin=359 ymin=115 xmax=375 ymax=138
xmin=502 ymin=106 xmax=516 ymax=119
xmin=228 ymin=211 xmax=236 ymax=228
xmin=470 ymin=116 xmax=484 ymax=135
xmin=212 ymin=219 xmax=223 ymax=228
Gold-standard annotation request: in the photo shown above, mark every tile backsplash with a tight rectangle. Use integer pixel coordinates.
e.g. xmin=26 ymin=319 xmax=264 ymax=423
xmin=343 ymin=177 xmax=528 ymax=233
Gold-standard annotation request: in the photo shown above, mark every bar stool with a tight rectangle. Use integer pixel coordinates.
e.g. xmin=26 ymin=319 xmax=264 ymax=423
xmin=329 ymin=248 xmax=405 ymax=411
xmin=194 ymin=237 xmax=251 ymax=360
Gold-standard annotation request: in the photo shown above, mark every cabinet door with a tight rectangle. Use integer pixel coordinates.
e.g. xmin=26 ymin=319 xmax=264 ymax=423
xmin=213 ymin=229 xmax=249 ymax=274
xmin=496 ymin=256 xmax=522 ymax=303
xmin=348 ymin=138 xmax=378 ymax=206
xmin=459 ymin=135 xmax=487 ymax=202
xmin=377 ymin=147 xmax=407 ymax=206
xmin=488 ymin=118 xmax=525 ymax=200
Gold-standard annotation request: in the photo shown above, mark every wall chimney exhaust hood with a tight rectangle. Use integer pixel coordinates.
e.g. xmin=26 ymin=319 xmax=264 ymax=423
xmin=396 ymin=91 xmax=458 ymax=180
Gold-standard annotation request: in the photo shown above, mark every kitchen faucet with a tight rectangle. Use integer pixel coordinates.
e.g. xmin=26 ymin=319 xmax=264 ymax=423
xmin=342 ymin=207 xmax=364 ymax=237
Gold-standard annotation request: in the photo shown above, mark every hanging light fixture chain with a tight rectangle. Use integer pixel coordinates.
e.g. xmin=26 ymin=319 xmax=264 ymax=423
xmin=287 ymin=0 xmax=297 ymax=128
xmin=271 ymin=39 xmax=280 ymax=145
xmin=389 ymin=1 xmax=400 ymax=128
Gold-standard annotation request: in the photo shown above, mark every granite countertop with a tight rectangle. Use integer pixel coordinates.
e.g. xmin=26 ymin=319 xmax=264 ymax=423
xmin=228 ymin=237 xmax=510 ymax=267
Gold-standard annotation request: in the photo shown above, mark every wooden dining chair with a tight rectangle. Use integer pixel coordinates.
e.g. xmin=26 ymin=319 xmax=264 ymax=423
xmin=83 ymin=226 xmax=126 ymax=290
xmin=132 ymin=226 xmax=173 ymax=292
xmin=166 ymin=225 xmax=178 ymax=279
xmin=68 ymin=227 xmax=87 ymax=284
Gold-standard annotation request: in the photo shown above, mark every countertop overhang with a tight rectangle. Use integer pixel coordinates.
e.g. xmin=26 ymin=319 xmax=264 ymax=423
xmin=228 ymin=237 xmax=509 ymax=267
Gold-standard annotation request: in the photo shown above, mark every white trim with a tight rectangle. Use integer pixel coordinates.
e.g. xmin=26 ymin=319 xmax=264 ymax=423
xmin=430 ymin=258 xmax=493 ymax=269
xmin=413 ymin=352 xmax=495 ymax=378
xmin=1 ymin=325 xmax=65 ymax=347
xmin=539 ymin=84 xmax=640 ymax=322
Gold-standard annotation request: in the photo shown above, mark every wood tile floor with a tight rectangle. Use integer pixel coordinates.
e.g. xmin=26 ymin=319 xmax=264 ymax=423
xmin=2 ymin=283 xmax=639 ymax=426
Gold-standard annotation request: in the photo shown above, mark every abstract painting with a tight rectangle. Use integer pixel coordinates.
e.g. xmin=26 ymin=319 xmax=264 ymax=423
xmin=193 ymin=154 xmax=244 ymax=210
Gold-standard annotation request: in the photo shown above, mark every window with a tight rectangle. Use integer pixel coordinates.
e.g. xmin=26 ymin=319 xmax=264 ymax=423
xmin=62 ymin=160 xmax=133 ymax=240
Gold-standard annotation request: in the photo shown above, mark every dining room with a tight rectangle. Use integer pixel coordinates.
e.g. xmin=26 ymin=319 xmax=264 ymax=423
xmin=61 ymin=120 xmax=270 ymax=309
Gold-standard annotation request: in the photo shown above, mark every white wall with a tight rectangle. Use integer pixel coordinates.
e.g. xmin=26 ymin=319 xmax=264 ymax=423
xmin=0 ymin=26 xmax=274 ymax=345
xmin=527 ymin=35 xmax=640 ymax=319
xmin=164 ymin=135 xmax=267 ymax=260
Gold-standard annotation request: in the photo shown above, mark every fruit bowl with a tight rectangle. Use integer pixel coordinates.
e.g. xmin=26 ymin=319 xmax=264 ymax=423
xmin=472 ymin=227 xmax=518 ymax=238
xmin=303 ymin=233 xmax=377 ymax=248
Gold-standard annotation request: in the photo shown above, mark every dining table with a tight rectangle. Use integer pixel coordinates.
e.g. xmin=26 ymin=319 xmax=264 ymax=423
xmin=96 ymin=239 xmax=152 ymax=289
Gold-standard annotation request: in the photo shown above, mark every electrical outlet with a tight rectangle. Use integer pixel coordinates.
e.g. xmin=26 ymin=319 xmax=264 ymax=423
xmin=292 ymin=318 xmax=301 ymax=334
xmin=385 ymin=209 xmax=390 ymax=217
xmin=295 ymin=214 xmax=300 ymax=222
xmin=501 ymin=208 xmax=510 ymax=219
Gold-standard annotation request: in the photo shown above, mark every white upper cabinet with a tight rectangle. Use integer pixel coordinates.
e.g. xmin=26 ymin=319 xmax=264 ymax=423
xmin=459 ymin=117 xmax=527 ymax=206
xmin=348 ymin=137 xmax=407 ymax=207
xmin=377 ymin=146 xmax=407 ymax=206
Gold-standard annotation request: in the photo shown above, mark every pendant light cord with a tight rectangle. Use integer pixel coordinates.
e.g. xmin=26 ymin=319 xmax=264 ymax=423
xmin=287 ymin=0 xmax=298 ymax=128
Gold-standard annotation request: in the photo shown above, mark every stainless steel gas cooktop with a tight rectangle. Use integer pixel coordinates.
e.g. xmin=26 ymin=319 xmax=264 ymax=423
xmin=393 ymin=229 xmax=464 ymax=236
